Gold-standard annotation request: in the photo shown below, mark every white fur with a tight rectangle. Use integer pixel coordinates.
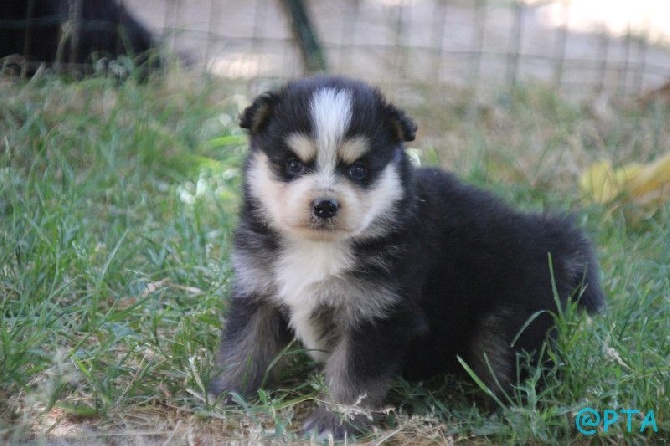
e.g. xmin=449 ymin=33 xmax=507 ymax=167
xmin=273 ymin=238 xmax=353 ymax=361
xmin=310 ymin=88 xmax=352 ymax=175
xmin=356 ymin=163 xmax=404 ymax=237
xmin=246 ymin=152 xmax=286 ymax=228
xmin=271 ymin=237 xmax=400 ymax=362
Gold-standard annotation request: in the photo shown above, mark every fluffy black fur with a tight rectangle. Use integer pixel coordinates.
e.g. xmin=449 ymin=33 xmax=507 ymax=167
xmin=0 ymin=0 xmax=157 ymax=77
xmin=211 ymin=75 xmax=605 ymax=439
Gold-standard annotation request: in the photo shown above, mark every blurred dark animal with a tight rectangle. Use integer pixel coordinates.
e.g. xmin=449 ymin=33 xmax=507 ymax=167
xmin=0 ymin=0 xmax=159 ymax=77
xmin=639 ymin=79 xmax=670 ymax=108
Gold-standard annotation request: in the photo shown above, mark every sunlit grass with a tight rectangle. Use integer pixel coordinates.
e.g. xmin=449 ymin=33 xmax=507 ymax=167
xmin=1 ymin=73 xmax=668 ymax=444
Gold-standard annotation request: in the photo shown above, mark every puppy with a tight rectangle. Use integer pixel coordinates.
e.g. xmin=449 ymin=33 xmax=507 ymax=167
xmin=210 ymin=75 xmax=605 ymax=439
xmin=0 ymin=0 xmax=157 ymax=77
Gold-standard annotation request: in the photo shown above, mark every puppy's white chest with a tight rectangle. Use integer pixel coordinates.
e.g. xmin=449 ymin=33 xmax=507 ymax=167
xmin=273 ymin=240 xmax=353 ymax=360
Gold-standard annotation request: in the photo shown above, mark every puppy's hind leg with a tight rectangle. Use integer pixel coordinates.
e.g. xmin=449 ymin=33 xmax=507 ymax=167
xmin=467 ymin=308 xmax=555 ymax=405
xmin=209 ymin=294 xmax=292 ymax=399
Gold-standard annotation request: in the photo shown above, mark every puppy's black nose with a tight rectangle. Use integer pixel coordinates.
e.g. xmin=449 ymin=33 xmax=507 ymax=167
xmin=313 ymin=198 xmax=339 ymax=219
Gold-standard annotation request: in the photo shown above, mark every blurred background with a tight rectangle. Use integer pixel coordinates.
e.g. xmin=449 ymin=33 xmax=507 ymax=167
xmin=122 ymin=0 xmax=670 ymax=98
xmin=4 ymin=0 xmax=669 ymax=201
xmin=3 ymin=0 xmax=670 ymax=99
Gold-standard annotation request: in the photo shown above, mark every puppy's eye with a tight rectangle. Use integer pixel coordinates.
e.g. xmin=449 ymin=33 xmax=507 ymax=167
xmin=348 ymin=162 xmax=368 ymax=181
xmin=285 ymin=158 xmax=305 ymax=177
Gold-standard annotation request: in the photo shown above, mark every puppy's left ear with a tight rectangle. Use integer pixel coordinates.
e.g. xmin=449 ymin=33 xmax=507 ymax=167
xmin=387 ymin=105 xmax=417 ymax=142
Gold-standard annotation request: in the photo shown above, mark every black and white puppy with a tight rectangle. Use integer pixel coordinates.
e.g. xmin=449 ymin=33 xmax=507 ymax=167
xmin=210 ymin=75 xmax=605 ymax=438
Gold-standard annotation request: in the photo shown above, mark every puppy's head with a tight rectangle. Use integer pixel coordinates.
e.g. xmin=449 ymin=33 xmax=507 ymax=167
xmin=241 ymin=76 xmax=416 ymax=241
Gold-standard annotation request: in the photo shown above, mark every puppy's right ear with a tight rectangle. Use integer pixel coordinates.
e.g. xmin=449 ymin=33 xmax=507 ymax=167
xmin=387 ymin=104 xmax=417 ymax=142
xmin=239 ymin=92 xmax=280 ymax=135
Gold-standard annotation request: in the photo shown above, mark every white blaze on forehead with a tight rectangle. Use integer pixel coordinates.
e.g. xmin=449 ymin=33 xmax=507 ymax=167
xmin=310 ymin=88 xmax=353 ymax=174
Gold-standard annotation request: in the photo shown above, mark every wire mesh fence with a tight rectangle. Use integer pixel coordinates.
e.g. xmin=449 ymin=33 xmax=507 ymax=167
xmin=3 ymin=0 xmax=670 ymax=97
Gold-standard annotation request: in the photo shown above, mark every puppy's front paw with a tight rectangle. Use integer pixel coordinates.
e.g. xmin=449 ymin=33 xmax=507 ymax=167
xmin=302 ymin=406 xmax=369 ymax=440
xmin=207 ymin=377 xmax=243 ymax=405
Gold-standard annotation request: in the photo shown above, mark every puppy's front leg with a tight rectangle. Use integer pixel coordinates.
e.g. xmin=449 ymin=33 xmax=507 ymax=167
xmin=303 ymin=313 xmax=414 ymax=439
xmin=209 ymin=292 xmax=292 ymax=399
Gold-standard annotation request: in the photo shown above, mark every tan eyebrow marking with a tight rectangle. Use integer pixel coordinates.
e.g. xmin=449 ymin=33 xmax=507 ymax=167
xmin=338 ymin=137 xmax=370 ymax=163
xmin=285 ymin=133 xmax=316 ymax=162
xmin=286 ymin=134 xmax=369 ymax=165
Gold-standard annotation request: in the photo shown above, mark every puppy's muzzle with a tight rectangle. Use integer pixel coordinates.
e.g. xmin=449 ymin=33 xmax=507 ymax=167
xmin=312 ymin=198 xmax=339 ymax=220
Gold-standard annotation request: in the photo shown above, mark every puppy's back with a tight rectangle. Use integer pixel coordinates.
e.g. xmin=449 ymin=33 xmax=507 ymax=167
xmin=415 ymin=167 xmax=604 ymax=312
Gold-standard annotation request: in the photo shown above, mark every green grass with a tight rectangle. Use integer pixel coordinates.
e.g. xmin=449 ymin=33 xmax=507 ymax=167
xmin=0 ymin=74 xmax=668 ymax=445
